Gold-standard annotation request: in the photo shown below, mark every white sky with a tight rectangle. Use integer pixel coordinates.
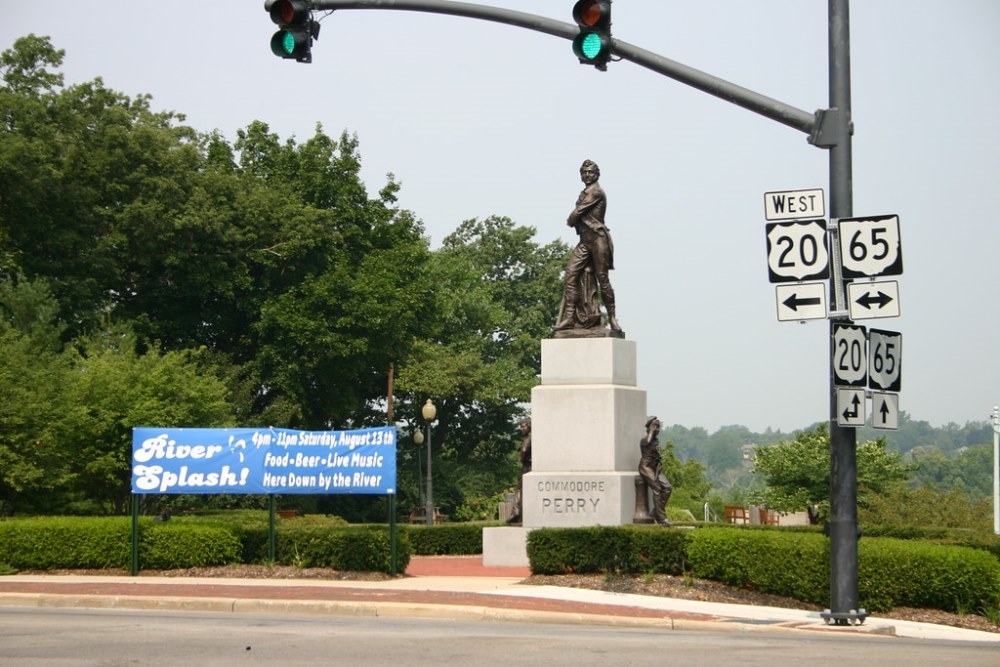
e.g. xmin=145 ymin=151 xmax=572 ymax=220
xmin=4 ymin=1 xmax=998 ymax=433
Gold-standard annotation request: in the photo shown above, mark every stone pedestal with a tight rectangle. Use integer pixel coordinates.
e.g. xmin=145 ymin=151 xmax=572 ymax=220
xmin=483 ymin=337 xmax=647 ymax=566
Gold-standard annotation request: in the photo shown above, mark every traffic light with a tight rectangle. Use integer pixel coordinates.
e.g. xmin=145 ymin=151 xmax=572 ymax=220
xmin=572 ymin=0 xmax=612 ymax=71
xmin=268 ymin=0 xmax=318 ymax=63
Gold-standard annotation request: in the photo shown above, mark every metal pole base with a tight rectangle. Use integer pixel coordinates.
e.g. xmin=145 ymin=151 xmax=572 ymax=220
xmin=821 ymin=609 xmax=869 ymax=626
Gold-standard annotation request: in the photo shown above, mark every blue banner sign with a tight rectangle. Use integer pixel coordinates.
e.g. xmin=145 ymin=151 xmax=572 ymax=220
xmin=131 ymin=426 xmax=396 ymax=495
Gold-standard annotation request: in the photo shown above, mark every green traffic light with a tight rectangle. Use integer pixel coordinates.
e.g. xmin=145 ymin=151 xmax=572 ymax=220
xmin=578 ymin=33 xmax=603 ymax=60
xmin=271 ymin=30 xmax=307 ymax=58
xmin=572 ymin=31 xmax=607 ymax=63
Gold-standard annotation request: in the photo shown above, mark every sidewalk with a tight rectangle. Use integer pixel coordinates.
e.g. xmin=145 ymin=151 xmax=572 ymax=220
xmin=1 ymin=556 xmax=997 ymax=643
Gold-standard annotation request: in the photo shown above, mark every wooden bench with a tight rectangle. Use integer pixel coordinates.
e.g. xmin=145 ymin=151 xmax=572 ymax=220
xmin=724 ymin=505 xmax=749 ymax=524
xmin=408 ymin=507 xmax=446 ymax=524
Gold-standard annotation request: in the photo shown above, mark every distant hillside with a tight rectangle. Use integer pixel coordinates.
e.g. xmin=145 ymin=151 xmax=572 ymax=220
xmin=663 ymin=413 xmax=994 ymax=492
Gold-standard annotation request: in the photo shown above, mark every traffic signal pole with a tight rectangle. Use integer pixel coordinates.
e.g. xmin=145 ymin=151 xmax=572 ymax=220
xmin=301 ymin=0 xmax=861 ymax=624
xmin=310 ymin=0 xmax=821 ymax=138
xmin=824 ymin=0 xmax=865 ymax=625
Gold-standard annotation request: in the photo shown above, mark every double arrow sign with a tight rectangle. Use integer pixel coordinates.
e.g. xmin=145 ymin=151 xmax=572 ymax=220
xmin=846 ymin=280 xmax=900 ymax=319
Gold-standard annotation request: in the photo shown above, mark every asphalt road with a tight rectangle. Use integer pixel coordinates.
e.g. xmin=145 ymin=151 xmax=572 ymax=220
xmin=2 ymin=607 xmax=998 ymax=666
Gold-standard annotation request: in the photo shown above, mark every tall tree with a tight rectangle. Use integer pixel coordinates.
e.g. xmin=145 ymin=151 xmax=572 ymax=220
xmin=751 ymin=425 xmax=912 ymax=524
xmin=396 ymin=216 xmax=569 ymax=509
xmin=0 ymin=276 xmax=71 ymax=515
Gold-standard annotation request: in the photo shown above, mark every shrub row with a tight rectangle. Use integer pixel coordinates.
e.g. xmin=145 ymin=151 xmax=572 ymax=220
xmin=399 ymin=523 xmax=484 ymax=555
xmin=528 ymin=526 xmax=687 ymax=575
xmin=527 ymin=525 xmax=1000 ymax=614
xmin=0 ymin=517 xmax=240 ymax=570
xmin=861 ymin=524 xmax=1000 ymax=562
xmin=0 ymin=516 xmax=409 ymax=574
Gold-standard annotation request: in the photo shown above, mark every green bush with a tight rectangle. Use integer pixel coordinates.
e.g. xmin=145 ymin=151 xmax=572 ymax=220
xmin=527 ymin=526 xmax=686 ymax=575
xmin=140 ymin=524 xmax=241 ymax=569
xmin=859 ymin=538 xmax=1000 ymax=613
xmin=0 ymin=515 xmax=408 ymax=574
xmin=529 ymin=525 xmax=1000 ymax=616
xmin=686 ymin=528 xmax=829 ymax=605
xmin=280 ymin=525 xmax=410 ymax=574
xmin=0 ymin=517 xmax=241 ymax=570
xmin=400 ymin=523 xmax=483 ymax=555
xmin=0 ymin=517 xmax=130 ymax=569
xmin=862 ymin=524 xmax=1000 ymax=562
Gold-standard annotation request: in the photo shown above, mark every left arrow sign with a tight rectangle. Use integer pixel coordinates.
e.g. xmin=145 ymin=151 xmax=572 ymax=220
xmin=775 ymin=282 xmax=827 ymax=321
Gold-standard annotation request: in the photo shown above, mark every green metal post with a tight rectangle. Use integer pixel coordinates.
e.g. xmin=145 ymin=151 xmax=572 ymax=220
xmin=268 ymin=495 xmax=277 ymax=563
xmin=130 ymin=494 xmax=139 ymax=576
xmin=389 ymin=494 xmax=398 ymax=575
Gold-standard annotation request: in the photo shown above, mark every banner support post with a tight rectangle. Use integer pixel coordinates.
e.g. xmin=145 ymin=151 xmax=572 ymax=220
xmin=268 ymin=495 xmax=277 ymax=563
xmin=130 ymin=494 xmax=139 ymax=576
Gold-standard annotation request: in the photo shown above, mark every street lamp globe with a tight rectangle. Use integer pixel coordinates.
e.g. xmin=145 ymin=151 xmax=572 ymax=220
xmin=413 ymin=429 xmax=424 ymax=445
xmin=422 ymin=399 xmax=438 ymax=525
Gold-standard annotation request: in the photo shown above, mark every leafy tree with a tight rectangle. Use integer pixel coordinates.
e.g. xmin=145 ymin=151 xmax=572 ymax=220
xmin=49 ymin=331 xmax=234 ymax=514
xmin=908 ymin=444 xmax=993 ymax=499
xmin=859 ymin=485 xmax=993 ymax=532
xmin=660 ymin=439 xmax=712 ymax=517
xmin=1 ymin=36 xmax=203 ymax=337
xmin=751 ymin=425 xmax=912 ymax=524
xmin=396 ymin=216 xmax=569 ymax=511
xmin=0 ymin=276 xmax=72 ymax=515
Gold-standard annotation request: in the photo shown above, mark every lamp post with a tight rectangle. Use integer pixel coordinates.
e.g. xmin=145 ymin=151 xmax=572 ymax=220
xmin=422 ymin=399 xmax=437 ymax=525
xmin=992 ymin=406 xmax=999 ymax=536
xmin=412 ymin=428 xmax=425 ymax=510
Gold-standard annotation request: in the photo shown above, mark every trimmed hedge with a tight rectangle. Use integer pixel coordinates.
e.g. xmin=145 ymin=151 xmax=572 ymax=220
xmin=0 ymin=517 xmax=130 ymax=569
xmin=399 ymin=523 xmax=483 ymax=555
xmin=527 ymin=526 xmax=687 ymax=575
xmin=0 ymin=516 xmax=408 ymax=574
xmin=861 ymin=524 xmax=1000 ymax=562
xmin=276 ymin=525 xmax=410 ymax=573
xmin=686 ymin=528 xmax=829 ymax=605
xmin=528 ymin=525 xmax=1000 ymax=615
xmin=859 ymin=537 xmax=1000 ymax=613
xmin=0 ymin=517 xmax=240 ymax=570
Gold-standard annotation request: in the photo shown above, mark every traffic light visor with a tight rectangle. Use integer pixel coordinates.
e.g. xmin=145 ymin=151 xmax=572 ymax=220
xmin=270 ymin=0 xmax=309 ymax=26
xmin=573 ymin=1 xmax=603 ymax=27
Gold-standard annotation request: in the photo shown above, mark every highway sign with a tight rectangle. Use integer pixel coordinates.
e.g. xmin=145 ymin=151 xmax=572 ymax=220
xmin=837 ymin=388 xmax=866 ymax=427
xmin=764 ymin=188 xmax=826 ymax=221
xmin=871 ymin=392 xmax=899 ymax=431
xmin=833 ymin=323 xmax=867 ymax=387
xmin=838 ymin=214 xmax=903 ymax=278
xmin=868 ymin=328 xmax=902 ymax=391
xmin=775 ymin=282 xmax=827 ymax=321
xmin=765 ymin=220 xmax=830 ymax=283
xmin=847 ymin=280 xmax=900 ymax=320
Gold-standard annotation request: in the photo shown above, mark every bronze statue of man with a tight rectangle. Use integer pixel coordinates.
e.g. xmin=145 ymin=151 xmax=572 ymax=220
xmin=506 ymin=419 xmax=532 ymax=525
xmin=639 ymin=416 xmax=673 ymax=526
xmin=554 ymin=159 xmax=621 ymax=333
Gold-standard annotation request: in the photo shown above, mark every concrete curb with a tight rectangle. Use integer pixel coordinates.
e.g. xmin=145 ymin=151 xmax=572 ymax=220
xmin=0 ymin=591 xmax=901 ymax=637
